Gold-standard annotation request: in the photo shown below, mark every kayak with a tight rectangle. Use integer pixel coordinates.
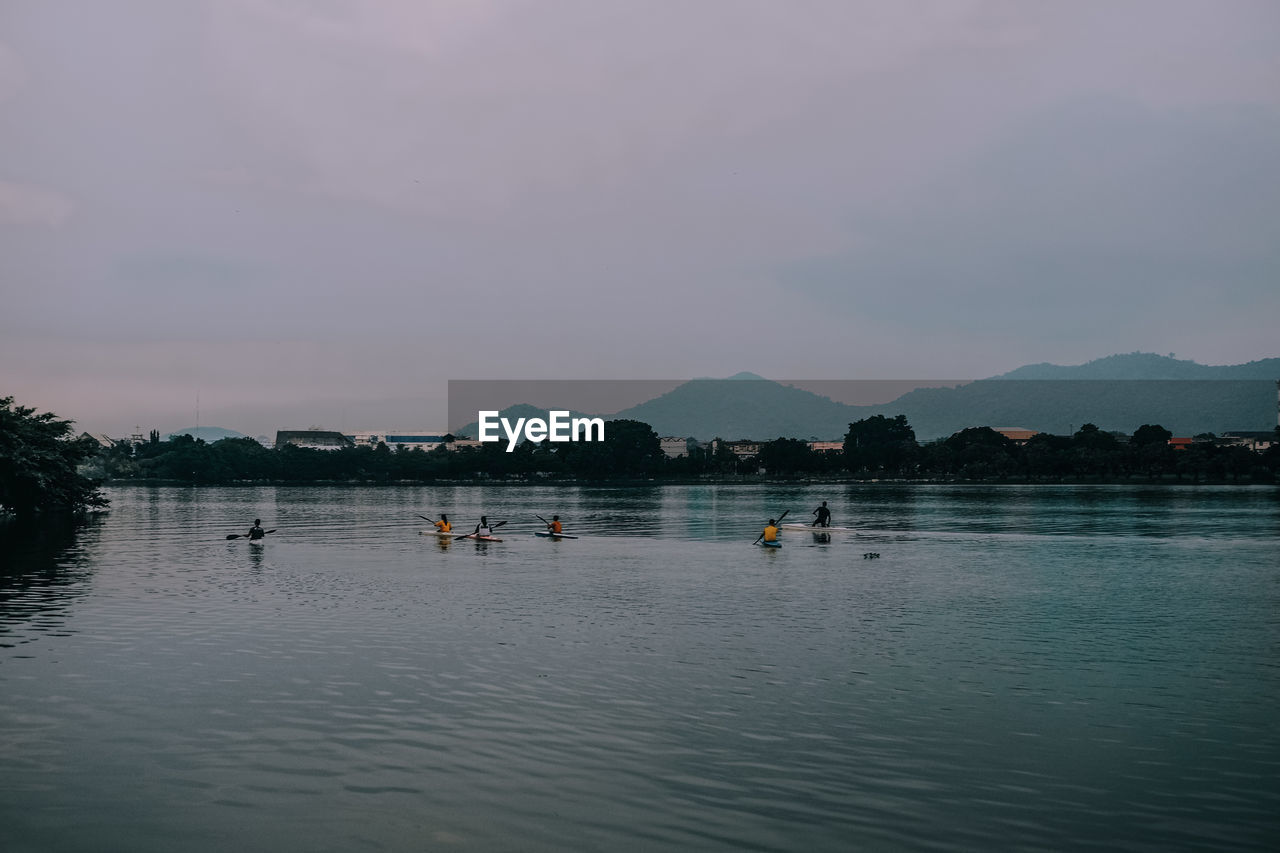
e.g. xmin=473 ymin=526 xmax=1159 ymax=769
xmin=780 ymin=524 xmax=852 ymax=532
xmin=535 ymin=531 xmax=579 ymax=539
xmin=757 ymin=540 xmax=782 ymax=548
xmin=422 ymin=529 xmax=497 ymax=540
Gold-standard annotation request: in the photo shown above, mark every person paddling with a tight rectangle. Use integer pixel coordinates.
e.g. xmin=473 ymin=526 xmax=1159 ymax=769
xmin=759 ymin=518 xmax=780 ymax=545
xmin=247 ymin=519 xmax=266 ymax=541
xmin=811 ymin=501 xmax=832 ymax=528
xmin=434 ymin=514 xmax=451 ymax=534
xmin=473 ymin=516 xmax=494 ymax=537
xmin=546 ymin=515 xmax=563 ymax=535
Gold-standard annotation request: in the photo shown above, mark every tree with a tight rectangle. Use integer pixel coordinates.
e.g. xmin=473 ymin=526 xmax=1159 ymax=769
xmin=844 ymin=415 xmax=917 ymax=474
xmin=1130 ymin=424 xmax=1175 ymax=480
xmin=560 ymin=419 xmax=664 ymax=478
xmin=1071 ymin=423 xmax=1124 ymax=478
xmin=941 ymin=426 xmax=1020 ymax=479
xmin=0 ymin=396 xmax=107 ymax=517
xmin=756 ymin=438 xmax=818 ymax=475
xmin=1130 ymin=424 xmax=1172 ymax=447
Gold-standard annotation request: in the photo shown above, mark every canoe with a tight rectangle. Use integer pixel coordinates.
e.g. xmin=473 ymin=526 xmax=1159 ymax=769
xmin=535 ymin=531 xmax=579 ymax=539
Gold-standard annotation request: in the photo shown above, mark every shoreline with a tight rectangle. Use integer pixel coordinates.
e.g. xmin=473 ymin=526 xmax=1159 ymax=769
xmin=101 ymin=476 xmax=1278 ymax=488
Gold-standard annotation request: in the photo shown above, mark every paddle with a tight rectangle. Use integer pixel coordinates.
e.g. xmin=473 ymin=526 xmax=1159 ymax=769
xmin=419 ymin=514 xmax=456 ymax=534
xmin=535 ymin=514 xmax=577 ymax=539
xmin=457 ymin=520 xmax=507 ymax=540
xmin=753 ymin=510 xmax=788 ymax=545
xmin=226 ymin=529 xmax=276 ymax=540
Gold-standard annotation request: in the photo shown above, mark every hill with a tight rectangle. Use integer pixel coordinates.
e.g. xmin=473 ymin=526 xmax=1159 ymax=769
xmin=611 ymin=378 xmax=852 ymax=439
xmin=444 ymin=355 xmax=1278 ymax=444
xmin=453 ymin=404 xmax=597 ymax=440
xmin=617 ymin=355 xmax=1279 ymax=441
xmin=165 ymin=426 xmax=246 ymax=442
xmin=993 ymin=352 xmax=1280 ymax=380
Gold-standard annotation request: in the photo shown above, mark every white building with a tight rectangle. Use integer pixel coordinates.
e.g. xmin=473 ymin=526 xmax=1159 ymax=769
xmin=807 ymin=440 xmax=844 ymax=453
xmin=346 ymin=432 xmax=449 ymax=451
xmin=659 ymin=437 xmax=695 ymax=458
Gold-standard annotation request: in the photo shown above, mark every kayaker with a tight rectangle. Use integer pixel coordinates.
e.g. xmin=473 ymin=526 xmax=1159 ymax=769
xmin=247 ymin=519 xmax=265 ymax=541
xmin=546 ymin=515 xmax=563 ymax=535
xmin=434 ymin=514 xmax=451 ymax=533
xmin=761 ymin=519 xmax=780 ymax=544
xmin=473 ymin=516 xmax=494 ymax=537
xmin=811 ymin=501 xmax=832 ymax=528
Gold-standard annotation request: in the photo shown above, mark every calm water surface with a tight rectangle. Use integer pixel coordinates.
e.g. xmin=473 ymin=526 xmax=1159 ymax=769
xmin=2 ymin=484 xmax=1278 ymax=852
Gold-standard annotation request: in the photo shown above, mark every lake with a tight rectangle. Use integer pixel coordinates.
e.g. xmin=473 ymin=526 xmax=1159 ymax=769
xmin=2 ymin=484 xmax=1278 ymax=851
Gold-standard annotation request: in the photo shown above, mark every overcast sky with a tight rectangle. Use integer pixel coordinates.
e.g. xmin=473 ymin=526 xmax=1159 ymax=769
xmin=2 ymin=1 xmax=1277 ymax=436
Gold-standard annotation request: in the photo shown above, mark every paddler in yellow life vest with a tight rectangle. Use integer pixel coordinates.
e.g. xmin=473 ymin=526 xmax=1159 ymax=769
xmin=547 ymin=515 xmax=563 ymax=535
xmin=761 ymin=519 xmax=780 ymax=543
xmin=434 ymin=514 xmax=451 ymax=533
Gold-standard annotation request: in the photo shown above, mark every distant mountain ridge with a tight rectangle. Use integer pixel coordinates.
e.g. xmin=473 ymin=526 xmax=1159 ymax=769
xmin=454 ymin=404 xmax=597 ymax=441
xmin=450 ymin=354 xmax=1278 ymax=444
xmin=166 ymin=426 xmax=246 ymax=442
xmin=992 ymin=352 xmax=1280 ymax=380
xmin=611 ymin=354 xmax=1278 ymax=440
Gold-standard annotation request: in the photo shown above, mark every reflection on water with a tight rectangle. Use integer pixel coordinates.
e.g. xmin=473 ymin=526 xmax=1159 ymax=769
xmin=1 ymin=484 xmax=1277 ymax=852
xmin=0 ymin=516 xmax=100 ymax=650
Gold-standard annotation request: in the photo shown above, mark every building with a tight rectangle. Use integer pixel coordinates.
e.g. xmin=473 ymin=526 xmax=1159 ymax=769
xmin=659 ymin=437 xmax=695 ymax=458
xmin=275 ymin=430 xmax=354 ymax=451
xmin=1167 ymin=436 xmax=1193 ymax=451
xmin=993 ymin=427 xmax=1039 ymax=445
xmin=721 ymin=440 xmax=761 ymax=459
xmin=1220 ymin=431 xmax=1276 ymax=452
xmin=78 ymin=432 xmax=116 ymax=449
xmin=807 ymin=440 xmax=844 ymax=453
xmin=346 ymin=432 xmax=449 ymax=452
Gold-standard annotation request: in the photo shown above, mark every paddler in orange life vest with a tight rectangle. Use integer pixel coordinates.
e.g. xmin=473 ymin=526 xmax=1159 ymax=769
xmin=434 ymin=514 xmax=451 ymax=533
xmin=761 ymin=519 xmax=780 ymax=544
xmin=546 ymin=515 xmax=563 ymax=535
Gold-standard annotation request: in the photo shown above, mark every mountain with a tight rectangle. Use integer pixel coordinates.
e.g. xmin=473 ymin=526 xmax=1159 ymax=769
xmin=617 ymin=355 xmax=1278 ymax=441
xmin=449 ymin=355 xmax=1278 ymax=444
xmin=611 ymin=379 xmax=851 ymax=439
xmin=993 ymin=352 xmax=1280 ymax=380
xmin=165 ymin=426 xmax=246 ymax=442
xmin=453 ymin=404 xmax=597 ymax=440
xmin=875 ymin=378 xmax=1271 ymax=439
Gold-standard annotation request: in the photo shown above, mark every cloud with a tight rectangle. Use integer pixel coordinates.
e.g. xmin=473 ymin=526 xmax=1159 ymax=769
xmin=0 ymin=179 xmax=75 ymax=226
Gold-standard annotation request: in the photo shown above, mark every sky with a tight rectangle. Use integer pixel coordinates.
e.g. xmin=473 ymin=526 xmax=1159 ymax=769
xmin=2 ymin=0 xmax=1278 ymax=437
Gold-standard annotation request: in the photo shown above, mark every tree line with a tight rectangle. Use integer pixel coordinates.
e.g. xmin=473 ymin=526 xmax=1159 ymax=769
xmin=96 ymin=414 xmax=1280 ymax=486
xmin=4 ymin=394 xmax=1278 ymax=519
